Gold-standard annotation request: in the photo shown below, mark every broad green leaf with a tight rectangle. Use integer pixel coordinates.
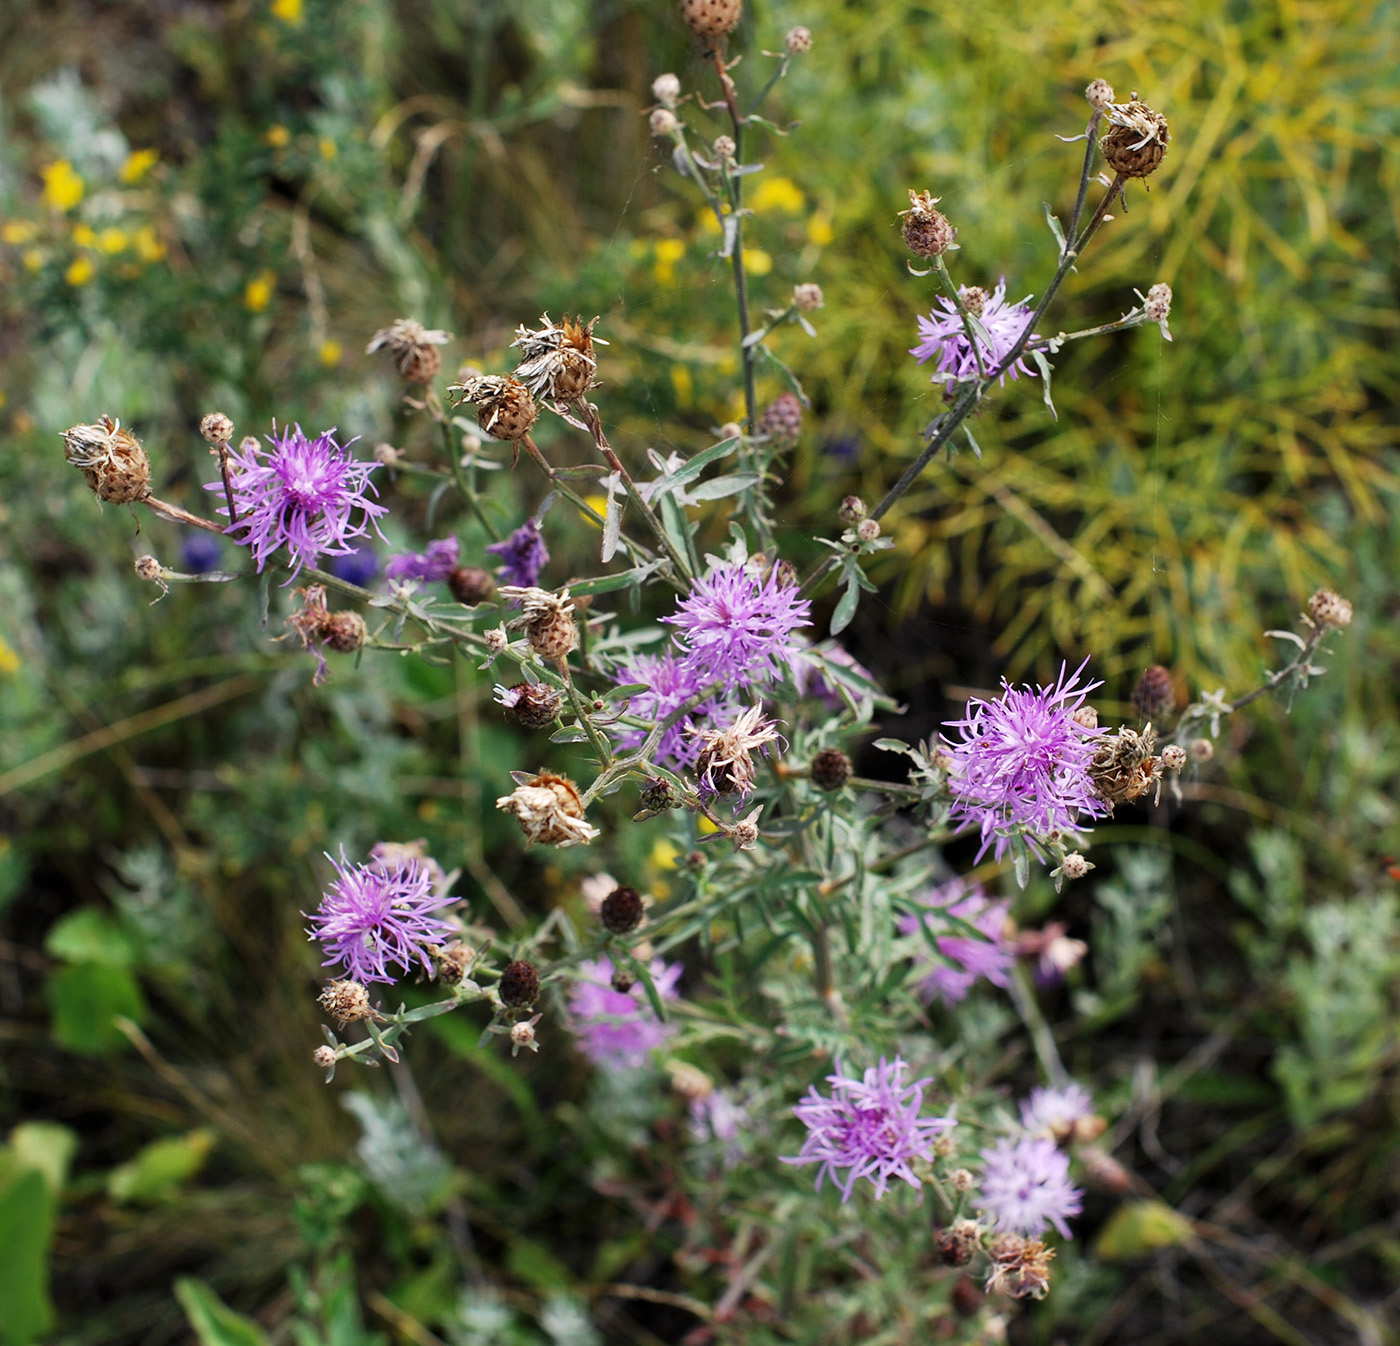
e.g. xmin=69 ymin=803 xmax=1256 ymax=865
xmin=47 ymin=961 xmax=145 ymax=1056
xmin=1094 ymin=1201 xmax=1194 ymax=1261
xmin=108 ymin=1128 xmax=215 ymax=1204
xmin=175 ymin=1277 xmax=270 ymax=1346
xmin=0 ymin=1170 xmax=55 ymax=1346
xmin=8 ymin=1124 xmax=78 ymax=1196
xmin=43 ymin=908 xmax=139 ymax=967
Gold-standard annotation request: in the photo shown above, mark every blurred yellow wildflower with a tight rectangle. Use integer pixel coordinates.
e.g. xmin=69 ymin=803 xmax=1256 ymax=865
xmin=318 ymin=137 xmax=337 ymax=161
xmin=749 ymin=176 xmax=804 ymax=213
xmin=266 ymin=125 xmax=291 ymax=148
xmin=119 ymin=149 xmax=159 ymax=183
xmin=742 ymin=247 xmax=772 ymax=276
xmin=0 ymin=390 xmax=6 ymax=410
xmin=318 ymin=339 xmax=343 ymax=366
xmin=244 ymin=270 xmax=276 ymax=312
xmin=271 ymin=0 xmax=304 ymax=24
xmin=97 ymin=228 xmax=129 ymax=255
xmin=696 ymin=814 xmax=721 ymax=835
xmin=670 ymin=363 xmax=694 ymax=406
xmin=72 ymin=224 xmax=97 ymax=247
xmin=0 ymin=637 xmax=20 ymax=676
xmin=653 ymin=237 xmax=685 ymax=283
xmin=65 ymin=255 xmax=95 ymax=286
xmin=134 ymin=225 xmax=165 ymax=263
xmin=807 ymin=212 xmax=835 ymax=246
xmin=23 ymin=249 xmax=43 ymax=272
xmin=583 ymin=493 xmax=608 ymax=525
xmin=1 ymin=221 xmax=37 ymax=245
xmin=41 ymin=161 xmax=84 ymax=211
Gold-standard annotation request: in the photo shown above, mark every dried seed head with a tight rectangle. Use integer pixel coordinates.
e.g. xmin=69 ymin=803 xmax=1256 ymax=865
xmin=366 ymin=318 xmax=452 ymax=385
xmin=318 ymin=979 xmax=373 ymax=1024
xmin=785 ymin=25 xmax=812 ymax=52
xmin=652 ymin=73 xmax=682 ymax=106
xmin=286 ymin=585 xmax=366 ymax=675
xmin=511 ymin=313 xmax=604 ymax=403
xmin=728 ymin=807 xmax=762 ymax=850
xmin=1160 ymin=744 xmax=1187 ymax=773
xmin=713 ymin=135 xmax=736 ymax=161
xmin=758 ymin=390 xmax=804 ymax=446
xmin=600 ymin=885 xmax=646 ymax=934
xmin=793 ymin=282 xmax=824 ymax=311
xmin=448 ymin=565 xmax=496 ymax=605
xmin=611 ymin=966 xmax=637 ymax=993
xmin=679 ymin=0 xmax=742 ymax=40
xmin=1060 ymin=851 xmax=1090 ymax=880
xmin=498 ymin=586 xmax=580 ymax=660
xmin=496 ymin=681 xmax=563 ymax=729
xmin=497 ymin=770 xmax=600 ymax=847
xmin=1307 ymin=588 xmax=1353 ymax=629
xmin=323 ymin=611 xmax=367 ymax=654
xmin=839 ymin=495 xmax=867 ymax=524
xmin=985 ymin=1235 xmax=1055 ymax=1300
xmin=1090 ymin=725 xmax=1162 ymax=808
xmin=693 ymin=705 xmax=783 ymax=796
xmin=431 ymin=941 xmax=475 ymax=984
xmin=1132 ymin=664 xmax=1175 ymax=722
xmin=650 ymin=107 xmax=680 ymax=137
xmin=1189 ymin=737 xmax=1214 ymax=763
xmin=200 ymin=412 xmax=234 ymax=445
xmin=63 ymin=415 xmax=152 ymax=504
xmin=449 ymin=374 xmax=539 ymax=440
xmin=856 ymin=518 xmax=881 ymax=543
xmin=935 ymin=1224 xmax=976 ymax=1268
xmin=134 ymin=554 xmax=163 ymax=582
xmin=1085 ymin=78 xmax=1115 ymax=109
xmin=1102 ymin=99 xmax=1170 ymax=178
xmin=485 ymin=626 xmax=509 ymax=655
xmin=810 ymin=746 xmax=853 ymax=792
xmin=499 ymin=959 xmax=540 ymax=1008
xmin=899 ymin=189 xmax=957 ymax=258
xmin=1072 ymin=705 xmax=1099 ymax=731
xmin=958 ymin=284 xmax=989 ymax=318
xmin=950 ymin=1168 xmax=975 ymax=1193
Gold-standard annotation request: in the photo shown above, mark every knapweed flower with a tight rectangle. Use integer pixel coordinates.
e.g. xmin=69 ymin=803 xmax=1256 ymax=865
xmin=977 ymin=1136 xmax=1084 ymax=1239
xmin=365 ymin=317 xmax=451 ymax=385
xmin=496 ymin=770 xmax=599 ymax=847
xmin=284 ymin=584 xmax=366 ymax=684
xmin=612 ymin=652 xmax=719 ymax=769
xmin=911 ymin=278 xmax=1036 ymax=388
xmin=664 ymin=561 xmax=811 ymax=689
xmin=209 ymin=425 xmax=386 ymax=577
xmin=1020 ymin=1084 xmax=1095 ymax=1140
xmin=899 ymin=880 xmax=1014 ymax=1005
xmin=486 ymin=520 xmax=549 ymax=588
xmin=568 ymin=956 xmax=681 ymax=1070
xmin=305 ymin=850 xmax=457 ymax=985
xmin=781 ymin=1057 xmax=953 ymax=1201
xmin=180 ymin=532 xmax=223 ymax=575
xmin=385 ymin=536 xmax=459 ymax=583
xmin=692 ymin=704 xmax=783 ymax=796
xmin=943 ymin=661 xmax=1106 ymax=862
xmin=510 ymin=313 xmax=603 ymax=403
xmin=327 ymin=544 xmax=380 ymax=587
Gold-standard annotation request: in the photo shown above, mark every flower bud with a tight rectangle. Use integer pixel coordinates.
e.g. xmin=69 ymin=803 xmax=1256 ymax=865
xmin=1160 ymin=744 xmax=1187 ymax=773
xmin=499 ymin=959 xmax=540 ymax=1008
xmin=652 ymin=73 xmax=682 ymax=107
xmin=1072 ymin=705 xmax=1099 ymax=730
xmin=856 ymin=518 xmax=880 ymax=543
xmin=679 ymin=0 xmax=742 ymax=40
xmin=1189 ymin=737 xmax=1214 ymax=763
xmin=134 ymin=554 xmax=163 ymax=582
xmin=313 ymin=1045 xmax=337 ymax=1070
xmin=1307 ymin=588 xmax=1353 ymax=629
xmin=649 ymin=107 xmax=679 ymax=137
xmin=611 ymin=966 xmax=637 ymax=994
xmin=757 ymin=391 xmax=803 ymax=446
xmin=448 ymin=565 xmax=495 ymax=605
xmin=200 ymin=412 xmax=234 ymax=445
xmin=959 ymin=284 xmax=988 ymax=318
xmin=1085 ymin=78 xmax=1115 ymax=109
xmin=793 ymin=282 xmax=824 ymax=311
xmin=600 ymin=885 xmax=646 ymax=934
xmin=810 ymin=746 xmax=853 ymax=792
xmin=1132 ymin=664 xmax=1175 ymax=722
xmin=713 ymin=135 xmax=736 ymax=161
xmin=509 ymin=1019 xmax=540 ymax=1053
xmin=785 ymin=25 xmax=812 ymax=52
xmin=1059 ymin=852 xmax=1090 ymax=880
xmin=838 ymin=495 xmax=867 ymax=524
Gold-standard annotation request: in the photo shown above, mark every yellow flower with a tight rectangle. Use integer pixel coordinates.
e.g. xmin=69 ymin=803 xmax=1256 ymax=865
xmin=807 ymin=212 xmax=835 ymax=247
xmin=0 ymin=637 xmax=20 ymax=676
xmin=650 ymin=839 xmax=680 ymax=871
xmin=134 ymin=225 xmax=166 ymax=262
xmin=244 ymin=270 xmax=276 ymax=312
xmin=0 ymin=390 xmax=6 ymax=410
xmin=23 ymin=249 xmax=43 ymax=273
xmin=583 ymin=493 xmax=608 ymax=526
xmin=266 ymin=124 xmax=291 ymax=148
xmin=119 ymin=149 xmax=159 ymax=184
xmin=697 ymin=209 xmax=723 ymax=236
xmin=64 ymin=255 xmax=96 ymax=286
xmin=71 ymin=223 xmax=98 ymax=247
xmin=742 ymin=247 xmax=772 ymax=277
xmin=696 ymin=815 xmax=721 ymax=835
xmin=318 ymin=137 xmax=337 ymax=161
xmin=41 ymin=161 xmax=84 ymax=212
xmin=670 ymin=363 xmax=694 ymax=406
xmin=1 ymin=221 xmax=37 ymax=245
xmin=318 ymin=339 xmax=343 ymax=366
xmin=97 ymin=228 xmax=129 ymax=255
xmin=271 ymin=0 xmax=304 ymax=24
xmin=652 ymin=236 xmax=685 ymax=284
xmin=749 ymin=175 xmax=804 ymax=214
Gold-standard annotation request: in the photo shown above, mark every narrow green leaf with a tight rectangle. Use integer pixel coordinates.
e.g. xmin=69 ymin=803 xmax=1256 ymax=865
xmin=175 ymin=1277 xmax=270 ymax=1346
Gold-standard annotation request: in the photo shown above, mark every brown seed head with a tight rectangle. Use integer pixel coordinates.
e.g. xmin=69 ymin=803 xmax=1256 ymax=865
xmin=448 ymin=565 xmax=496 ymax=605
xmin=499 ymin=682 xmax=564 ymax=729
xmin=1090 ymin=725 xmax=1162 ymax=808
xmin=497 ymin=770 xmax=600 ymax=847
xmin=431 ymin=941 xmax=475 ymax=985
xmin=611 ymin=966 xmax=637 ymax=994
xmin=498 ymin=586 xmax=580 ymax=660
xmin=511 ymin=313 xmax=604 ymax=404
xmin=63 ymin=415 xmax=152 ymax=504
xmin=366 ymin=318 xmax=452 ymax=385
xmin=1102 ymin=99 xmax=1170 ymax=178
xmin=1132 ymin=664 xmax=1176 ymax=722
xmin=899 ymin=190 xmax=957 ymax=258
xmin=600 ymin=885 xmax=645 ymax=935
xmin=200 ymin=412 xmax=235 ymax=445
xmin=449 ymin=374 xmax=539 ymax=441
xmin=318 ymin=979 xmax=373 ymax=1024
xmin=810 ymin=746 xmax=853 ymax=792
xmin=679 ymin=0 xmax=742 ymax=40
xmin=693 ymin=705 xmax=782 ymax=796
xmin=499 ymin=959 xmax=540 ymax=1008
xmin=1307 ymin=588 xmax=1353 ymax=629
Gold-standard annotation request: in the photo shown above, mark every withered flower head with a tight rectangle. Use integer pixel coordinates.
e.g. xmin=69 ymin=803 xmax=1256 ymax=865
xmin=511 ymin=313 xmax=605 ymax=404
xmin=1307 ymin=588 xmax=1353 ymax=629
xmin=985 ymin=1234 xmax=1056 ymax=1300
xmin=1089 ymin=724 xmax=1164 ymax=808
xmin=318 ymin=978 xmax=376 ymax=1025
xmin=286 ymin=584 xmax=367 ymax=685
xmin=692 ymin=705 xmax=783 ymax=796
xmin=63 ymin=415 xmax=151 ymax=505
xmin=498 ymin=585 xmax=580 ymax=660
xmin=448 ymin=374 xmax=539 ymax=441
xmin=899 ymin=189 xmax=957 ymax=258
xmin=495 ymin=681 xmax=564 ymax=729
xmin=1102 ymin=99 xmax=1170 ymax=178
xmin=497 ymin=770 xmax=600 ymax=847
xmin=679 ymin=0 xmax=742 ymax=41
xmin=366 ymin=318 xmax=453 ymax=385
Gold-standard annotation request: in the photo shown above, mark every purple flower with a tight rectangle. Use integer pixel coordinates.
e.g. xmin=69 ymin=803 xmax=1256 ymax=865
xmin=663 ymin=562 xmax=811 ymax=690
xmin=1020 ymin=1083 xmax=1095 ymax=1138
xmin=612 ymin=652 xmax=724 ymax=769
xmin=910 ymin=278 xmax=1036 ymax=388
xmin=180 ymin=532 xmax=223 ymax=575
xmin=208 ymin=425 xmax=386 ymax=577
xmin=305 ymin=849 xmax=457 ymax=985
xmin=689 ymin=1089 xmax=750 ymax=1170
xmin=943 ymin=660 xmax=1106 ymax=862
xmin=486 ymin=521 xmax=549 ymax=588
xmin=781 ymin=1057 xmax=953 ymax=1201
xmin=898 ymin=879 xmax=1013 ymax=1005
xmin=327 ymin=544 xmax=380 ymax=588
xmin=568 ymin=956 xmax=682 ymax=1070
xmin=977 ymin=1135 xmax=1084 ymax=1239
xmin=385 ymin=536 xmax=459 ymax=583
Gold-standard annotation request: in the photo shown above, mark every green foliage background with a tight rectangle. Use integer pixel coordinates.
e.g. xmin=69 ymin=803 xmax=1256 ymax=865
xmin=0 ymin=0 xmax=1398 ymax=1343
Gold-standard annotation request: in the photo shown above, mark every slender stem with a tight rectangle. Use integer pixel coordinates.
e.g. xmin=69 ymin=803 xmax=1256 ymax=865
xmin=933 ymin=255 xmax=985 ymax=381
xmin=558 ymin=660 xmax=613 ymax=768
xmin=145 ymin=494 xmax=225 ymax=534
xmin=1008 ymin=963 xmax=1069 ymax=1087
xmin=440 ymin=413 xmax=502 ymax=541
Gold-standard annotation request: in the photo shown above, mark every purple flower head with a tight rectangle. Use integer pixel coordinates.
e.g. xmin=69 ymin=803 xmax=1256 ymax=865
xmin=180 ymin=532 xmax=223 ymax=575
xmin=910 ymin=278 xmax=1037 ymax=388
xmin=663 ymin=562 xmax=811 ymax=690
xmin=688 ymin=1089 xmax=750 ymax=1170
xmin=1020 ymin=1083 xmax=1095 ymax=1138
xmin=943 ymin=660 xmax=1106 ymax=862
xmin=208 ymin=425 xmax=387 ymax=578
xmin=898 ymin=879 xmax=1013 ymax=1005
xmin=781 ymin=1057 xmax=953 ymax=1201
xmin=568 ymin=956 xmax=682 ymax=1071
xmin=612 ymin=652 xmax=724 ymax=769
xmin=977 ymin=1135 xmax=1084 ymax=1239
xmin=385 ymin=536 xmax=459 ymax=583
xmin=305 ymin=849 xmax=457 ymax=985
xmin=486 ymin=521 xmax=549 ymax=588
xmin=327 ymin=544 xmax=380 ymax=588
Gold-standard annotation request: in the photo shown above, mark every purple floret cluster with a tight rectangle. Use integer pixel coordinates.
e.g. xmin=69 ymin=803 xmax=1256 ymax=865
xmin=899 ymin=879 xmax=1013 ymax=1005
xmin=943 ymin=660 xmax=1106 ymax=861
xmin=612 ymin=651 xmax=721 ymax=769
xmin=568 ymin=956 xmax=682 ymax=1070
xmin=209 ymin=425 xmax=386 ymax=577
xmin=386 ymin=536 xmax=459 ymax=583
xmin=305 ymin=849 xmax=457 ymax=985
xmin=910 ymin=277 xmax=1037 ymax=388
xmin=487 ymin=520 xmax=550 ymax=588
xmin=977 ymin=1134 xmax=1084 ymax=1239
xmin=782 ymin=1057 xmax=952 ymax=1201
